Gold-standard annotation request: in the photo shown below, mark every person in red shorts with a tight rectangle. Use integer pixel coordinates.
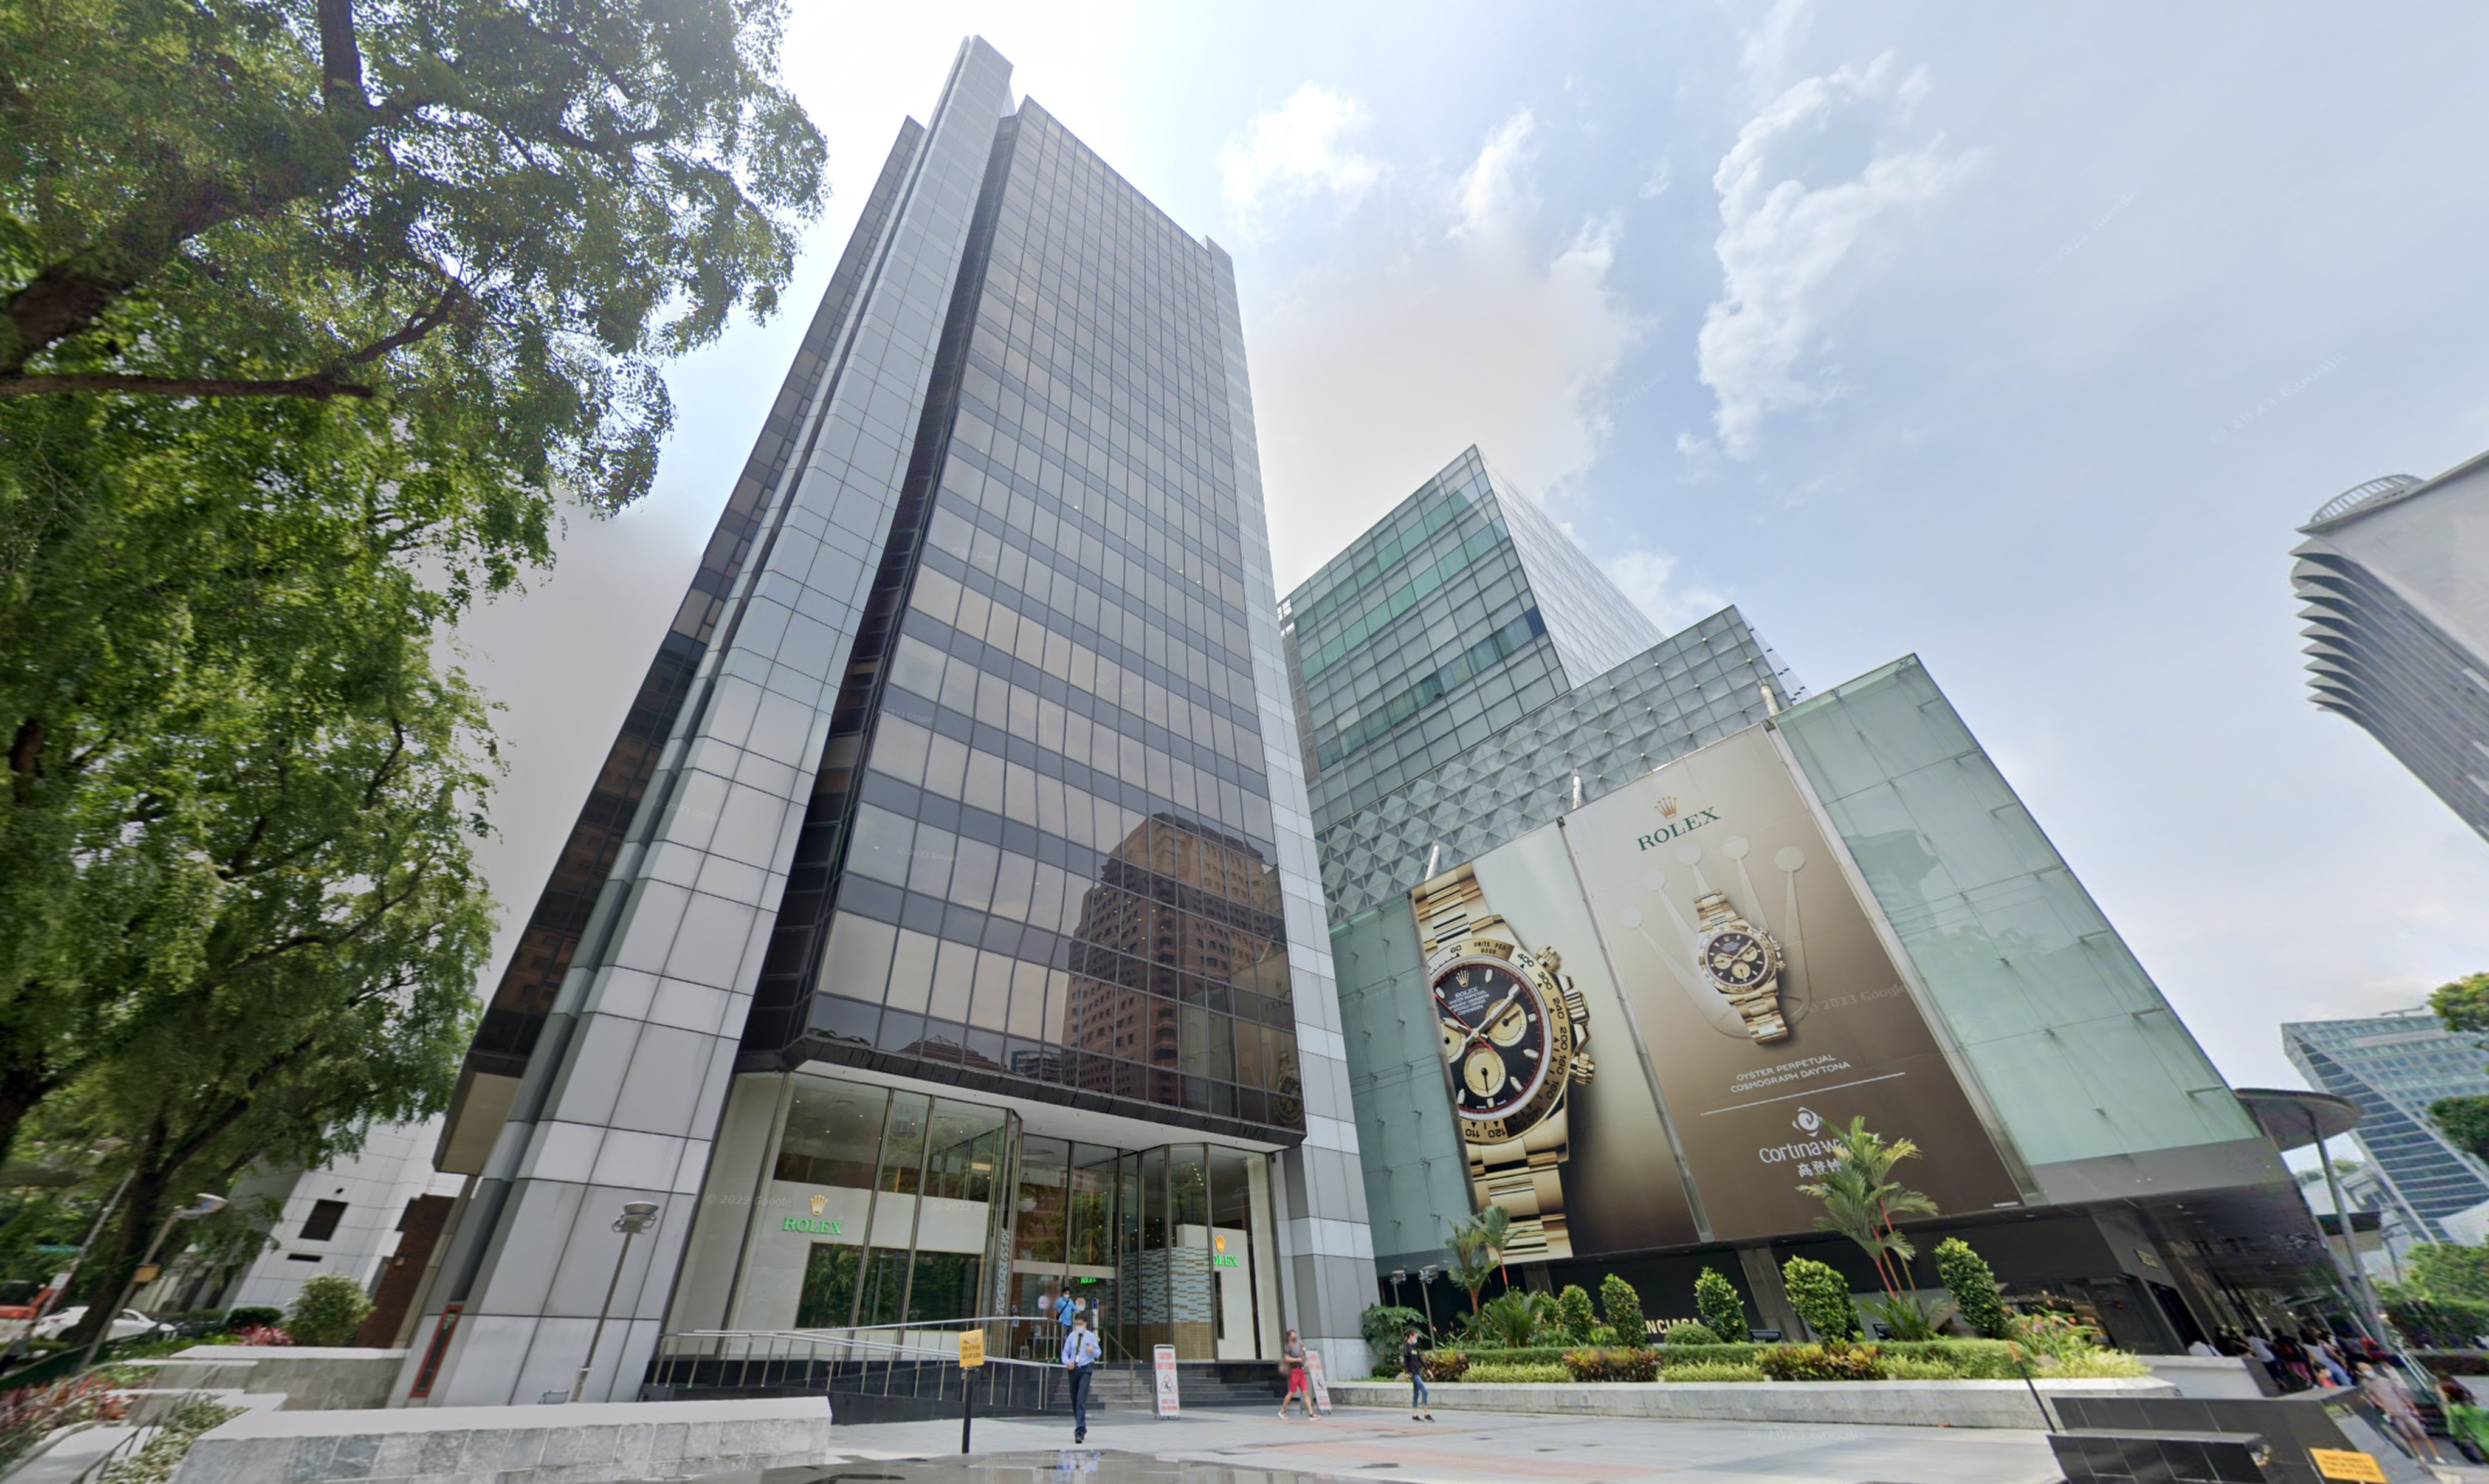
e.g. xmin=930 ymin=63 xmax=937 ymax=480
xmin=1277 ymin=1329 xmax=1313 ymax=1418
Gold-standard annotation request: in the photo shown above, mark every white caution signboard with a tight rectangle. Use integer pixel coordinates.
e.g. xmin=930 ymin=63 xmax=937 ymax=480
xmin=1152 ymin=1344 xmax=1180 ymax=1418
xmin=1306 ymin=1348 xmax=1332 ymax=1415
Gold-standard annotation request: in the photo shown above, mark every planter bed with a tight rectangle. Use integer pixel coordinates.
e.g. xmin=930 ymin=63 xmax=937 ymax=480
xmin=1331 ymin=1375 xmax=2175 ymax=1429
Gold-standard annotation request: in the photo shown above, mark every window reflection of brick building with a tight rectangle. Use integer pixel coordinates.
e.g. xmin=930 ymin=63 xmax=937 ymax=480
xmin=1062 ymin=814 xmax=1302 ymax=1127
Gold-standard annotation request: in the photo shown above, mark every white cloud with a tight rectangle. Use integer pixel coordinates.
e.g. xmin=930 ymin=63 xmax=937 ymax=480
xmin=1691 ymin=55 xmax=1977 ymax=458
xmin=1639 ymin=159 xmax=1673 ymax=201
xmin=1454 ymin=110 xmax=1537 ymax=239
xmin=1738 ymin=0 xmax=1815 ymax=94
xmin=1591 ymin=544 xmax=1729 ymax=633
xmin=1219 ymin=83 xmax=1382 ymax=231
xmin=1251 ymin=111 xmax=1642 ymax=591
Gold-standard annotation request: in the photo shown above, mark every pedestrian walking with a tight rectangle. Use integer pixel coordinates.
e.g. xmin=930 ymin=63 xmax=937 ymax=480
xmin=1277 ymin=1329 xmax=1313 ymax=1419
xmin=1062 ymin=1311 xmax=1100 ymax=1444
xmin=1403 ymin=1328 xmax=1433 ymax=1421
xmin=2360 ymin=1362 xmax=2443 ymax=1465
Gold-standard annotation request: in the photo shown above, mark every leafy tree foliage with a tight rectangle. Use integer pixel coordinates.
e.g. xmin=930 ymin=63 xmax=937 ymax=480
xmin=1446 ymin=1206 xmax=1509 ymax=1314
xmin=1599 ymin=1272 xmax=1646 ymax=1345
xmin=285 ymin=1272 xmax=373 ymax=1346
xmin=1934 ymin=1237 xmax=2011 ymax=1339
xmin=1360 ymin=1303 xmax=1430 ymax=1355
xmin=1695 ymin=1266 xmax=1748 ymax=1342
xmin=2429 ymin=972 xmax=2489 ymax=1035
xmin=0 ymin=0 xmax=825 ymax=509
xmin=1554 ymin=1283 xmax=1596 ymax=1344
xmin=1780 ymin=1256 xmax=1860 ymax=1342
xmin=2407 ymin=1243 xmax=2489 ymax=1305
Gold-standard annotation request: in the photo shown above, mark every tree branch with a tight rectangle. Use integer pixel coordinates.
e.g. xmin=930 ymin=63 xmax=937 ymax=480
xmin=317 ymin=0 xmax=370 ymax=115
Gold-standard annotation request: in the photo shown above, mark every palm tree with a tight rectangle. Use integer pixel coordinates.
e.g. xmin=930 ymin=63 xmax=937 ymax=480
xmin=1445 ymin=1206 xmax=1511 ymax=1314
xmin=1795 ymin=1117 xmax=1938 ymax=1305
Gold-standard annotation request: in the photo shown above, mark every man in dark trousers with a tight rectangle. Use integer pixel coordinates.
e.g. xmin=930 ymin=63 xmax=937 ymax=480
xmin=1061 ymin=1311 xmax=1101 ymax=1444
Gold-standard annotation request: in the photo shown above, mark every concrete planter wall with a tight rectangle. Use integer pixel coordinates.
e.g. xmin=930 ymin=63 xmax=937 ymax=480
xmin=168 ymin=1397 xmax=832 ymax=1484
xmin=129 ymin=1345 xmax=406 ymax=1411
xmin=1332 ymin=1376 xmax=2176 ymax=1429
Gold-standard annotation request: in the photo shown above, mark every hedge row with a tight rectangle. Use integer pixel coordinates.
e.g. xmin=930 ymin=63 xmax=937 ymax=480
xmin=1422 ymin=1338 xmax=2034 ymax=1383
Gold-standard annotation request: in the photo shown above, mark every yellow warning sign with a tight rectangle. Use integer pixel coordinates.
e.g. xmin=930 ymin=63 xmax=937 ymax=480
xmin=958 ymin=1330 xmax=985 ymax=1369
xmin=2309 ymin=1449 xmax=2386 ymax=1483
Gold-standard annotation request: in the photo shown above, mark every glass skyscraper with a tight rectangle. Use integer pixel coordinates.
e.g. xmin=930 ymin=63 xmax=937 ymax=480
xmin=403 ymin=38 xmax=1372 ymax=1406
xmin=2292 ymin=454 xmax=2489 ymax=845
xmin=2284 ymin=1009 xmax=2489 ymax=1243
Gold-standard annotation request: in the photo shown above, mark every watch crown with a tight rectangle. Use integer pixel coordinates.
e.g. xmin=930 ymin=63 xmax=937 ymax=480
xmin=1571 ymin=1056 xmax=1596 ymax=1085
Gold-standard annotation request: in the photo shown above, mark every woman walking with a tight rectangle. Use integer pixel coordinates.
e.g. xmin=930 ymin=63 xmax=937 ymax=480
xmin=1277 ymin=1330 xmax=1313 ymax=1419
xmin=1403 ymin=1328 xmax=1434 ymax=1421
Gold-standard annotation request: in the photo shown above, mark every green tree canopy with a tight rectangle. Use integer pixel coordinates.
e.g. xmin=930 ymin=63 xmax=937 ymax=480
xmin=0 ymin=0 xmax=826 ymax=509
xmin=2428 ymin=972 xmax=2489 ymax=1036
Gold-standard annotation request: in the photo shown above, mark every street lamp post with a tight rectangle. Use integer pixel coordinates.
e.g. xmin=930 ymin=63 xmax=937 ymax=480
xmin=1417 ymin=1264 xmax=1440 ymax=1342
xmin=573 ymin=1201 xmax=661 ymax=1403
xmin=78 ymin=1193 xmax=227 ymax=1373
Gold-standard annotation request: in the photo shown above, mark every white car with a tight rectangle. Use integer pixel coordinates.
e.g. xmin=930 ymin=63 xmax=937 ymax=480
xmin=30 ymin=1307 xmax=170 ymax=1342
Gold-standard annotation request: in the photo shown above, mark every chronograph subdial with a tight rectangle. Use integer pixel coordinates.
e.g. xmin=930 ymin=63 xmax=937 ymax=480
xmin=1433 ymin=959 xmax=1552 ymax=1119
xmin=1704 ymin=930 xmax=1770 ymax=988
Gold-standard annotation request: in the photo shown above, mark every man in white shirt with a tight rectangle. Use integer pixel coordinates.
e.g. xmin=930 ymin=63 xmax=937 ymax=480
xmin=1061 ymin=1313 xmax=1101 ymax=1444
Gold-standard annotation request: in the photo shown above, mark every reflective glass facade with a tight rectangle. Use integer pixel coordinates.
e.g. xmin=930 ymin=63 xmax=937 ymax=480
xmin=718 ymin=1068 xmax=1279 ymax=1360
xmin=1281 ymin=447 xmax=1662 ymax=826
xmin=2284 ymin=1010 xmax=2489 ymax=1242
xmin=738 ymin=98 xmax=1305 ymax=1142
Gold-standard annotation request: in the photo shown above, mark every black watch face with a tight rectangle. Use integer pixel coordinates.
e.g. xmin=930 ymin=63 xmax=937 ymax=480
xmin=1704 ymin=929 xmax=1770 ymax=988
xmin=1433 ymin=960 xmax=1550 ymax=1118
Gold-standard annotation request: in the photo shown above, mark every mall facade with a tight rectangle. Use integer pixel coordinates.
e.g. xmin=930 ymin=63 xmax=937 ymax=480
xmin=398 ymin=38 xmax=1373 ymax=1406
xmin=1289 ymin=456 xmax=2351 ymax=1352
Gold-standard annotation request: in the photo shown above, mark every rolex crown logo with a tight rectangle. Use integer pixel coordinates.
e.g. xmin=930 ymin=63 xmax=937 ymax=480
xmin=1656 ymin=795 xmax=1681 ymax=819
xmin=809 ymin=1194 xmax=829 ymax=1217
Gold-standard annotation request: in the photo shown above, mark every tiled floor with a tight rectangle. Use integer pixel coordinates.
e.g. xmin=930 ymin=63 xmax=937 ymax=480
xmin=697 ymin=1403 xmax=2065 ymax=1484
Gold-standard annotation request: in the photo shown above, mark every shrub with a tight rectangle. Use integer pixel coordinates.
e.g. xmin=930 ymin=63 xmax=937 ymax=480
xmin=2008 ymin=1308 xmax=2104 ymax=1360
xmin=1661 ymin=1320 xmax=1721 ymax=1345
xmin=235 ymin=1325 xmax=293 ymax=1347
xmin=1587 ymin=1323 xmax=1620 ymax=1345
xmin=1879 ymin=1339 xmax=2019 ymax=1379
xmin=1695 ymin=1268 xmax=1747 ymax=1342
xmin=1361 ymin=1304 xmax=1431 ymax=1356
xmin=1421 ymin=1349 xmax=1470 ymax=1383
xmin=95 ymin=1395 xmax=239 ymax=1484
xmin=1933 ymin=1238 xmax=2010 ymax=1339
xmin=1656 ymin=1342 xmax=1763 ymax=1371
xmin=222 ymin=1307 xmax=283 ymax=1333
xmin=2039 ymin=1350 xmax=2151 ymax=1379
xmin=1600 ymin=1274 xmax=1647 ymax=1347
xmin=1462 ymin=1362 xmax=1569 ymax=1384
xmin=1665 ymin=1361 xmax=1768 ymax=1383
xmin=1555 ymin=1284 xmax=1596 ymax=1344
xmin=1468 ymin=1291 xmax=1555 ymax=1350
xmin=1560 ymin=1347 xmax=1659 ymax=1383
xmin=1879 ymin=1357 xmax=1958 ymax=1380
xmin=1442 ymin=1345 xmax=1572 ymax=1365
xmin=1757 ymin=1343 xmax=1885 ymax=1381
xmin=1780 ymin=1257 xmax=1859 ymax=1342
xmin=284 ymin=1273 xmax=372 ymax=1347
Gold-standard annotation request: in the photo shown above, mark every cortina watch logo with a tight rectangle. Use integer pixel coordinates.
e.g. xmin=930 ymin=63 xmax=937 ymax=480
xmin=1637 ymin=793 xmax=1720 ymax=851
xmin=1792 ymin=1106 xmax=1823 ymax=1135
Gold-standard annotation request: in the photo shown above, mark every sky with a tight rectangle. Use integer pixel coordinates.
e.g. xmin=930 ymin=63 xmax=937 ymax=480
xmin=450 ymin=2 xmax=2489 ymax=1098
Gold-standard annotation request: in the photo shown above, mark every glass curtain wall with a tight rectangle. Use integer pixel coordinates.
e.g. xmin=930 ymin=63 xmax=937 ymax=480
xmin=734 ymin=1069 xmax=1278 ymax=1361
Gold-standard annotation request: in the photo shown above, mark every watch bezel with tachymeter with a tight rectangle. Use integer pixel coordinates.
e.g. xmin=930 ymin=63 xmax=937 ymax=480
xmin=1428 ymin=937 xmax=1582 ymax=1147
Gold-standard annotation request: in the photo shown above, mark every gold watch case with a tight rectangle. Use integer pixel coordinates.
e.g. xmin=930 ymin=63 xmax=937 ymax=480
xmin=1427 ymin=935 xmax=1592 ymax=1147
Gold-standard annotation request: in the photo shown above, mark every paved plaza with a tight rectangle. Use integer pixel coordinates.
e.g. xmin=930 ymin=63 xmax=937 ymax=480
xmin=777 ymin=1404 xmax=2065 ymax=1484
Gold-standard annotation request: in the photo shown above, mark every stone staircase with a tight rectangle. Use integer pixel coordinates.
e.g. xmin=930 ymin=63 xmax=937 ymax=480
xmin=1085 ymin=1360 xmax=1285 ymax=1411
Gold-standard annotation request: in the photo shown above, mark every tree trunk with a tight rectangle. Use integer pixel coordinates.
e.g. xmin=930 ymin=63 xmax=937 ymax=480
xmin=0 ymin=1040 xmax=53 ymax=1171
xmin=61 ymin=1164 xmax=169 ymax=1352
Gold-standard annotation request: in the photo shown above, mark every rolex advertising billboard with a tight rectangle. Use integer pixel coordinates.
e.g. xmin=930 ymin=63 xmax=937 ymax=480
xmin=1413 ymin=722 xmax=2022 ymax=1255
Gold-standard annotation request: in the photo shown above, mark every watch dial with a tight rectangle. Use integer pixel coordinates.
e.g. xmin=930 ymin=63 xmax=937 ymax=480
xmin=1434 ymin=961 xmax=1549 ymax=1118
xmin=1704 ymin=930 xmax=1769 ymax=988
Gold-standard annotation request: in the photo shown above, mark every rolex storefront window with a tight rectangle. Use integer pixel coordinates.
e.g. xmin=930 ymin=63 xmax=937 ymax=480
xmin=713 ymin=1068 xmax=1280 ymax=1361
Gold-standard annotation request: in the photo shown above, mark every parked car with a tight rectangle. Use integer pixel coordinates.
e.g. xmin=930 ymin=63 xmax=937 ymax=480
xmin=30 ymin=1307 xmax=170 ymax=1342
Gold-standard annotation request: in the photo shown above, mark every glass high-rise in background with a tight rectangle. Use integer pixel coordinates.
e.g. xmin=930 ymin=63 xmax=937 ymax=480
xmin=2284 ymin=1009 xmax=2489 ymax=1243
xmin=2292 ymin=452 xmax=2489 ymax=845
xmin=402 ymin=38 xmax=1372 ymax=1406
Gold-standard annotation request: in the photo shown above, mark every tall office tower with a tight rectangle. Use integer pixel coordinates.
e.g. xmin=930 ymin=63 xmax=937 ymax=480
xmin=2293 ymin=453 xmax=2489 ymax=844
xmin=404 ymin=38 xmax=1372 ymax=1406
xmin=1284 ymin=446 xmax=1664 ymax=830
xmin=2285 ymin=1010 xmax=2489 ymax=1243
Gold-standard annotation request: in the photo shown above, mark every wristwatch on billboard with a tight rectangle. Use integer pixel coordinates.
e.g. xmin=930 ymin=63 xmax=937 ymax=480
xmin=1692 ymin=890 xmax=1789 ymax=1043
xmin=1416 ymin=864 xmax=1595 ymax=1262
